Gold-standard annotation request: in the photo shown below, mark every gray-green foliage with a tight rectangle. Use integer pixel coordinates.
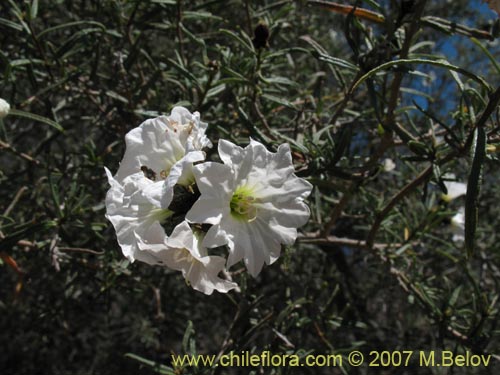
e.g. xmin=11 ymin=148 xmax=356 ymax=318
xmin=1 ymin=0 xmax=500 ymax=374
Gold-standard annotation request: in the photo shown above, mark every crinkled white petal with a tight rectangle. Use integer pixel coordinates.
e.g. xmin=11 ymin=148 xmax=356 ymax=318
xmin=189 ymin=162 xmax=234 ymax=200
xmin=186 ymin=196 xmax=227 ymax=225
xmin=115 ymin=117 xmax=182 ymax=183
xmin=160 ymin=150 xmax=205 ymax=209
xmin=162 ymin=222 xmax=238 ymax=295
xmin=114 ymin=107 xmax=210 ymax=185
xmin=168 ymin=107 xmax=212 ymax=151
xmin=218 ymin=139 xmax=255 ymax=187
xmin=105 ymin=168 xmax=171 ymax=264
xmin=105 ymin=108 xmax=211 ymax=260
xmin=247 ymin=140 xmax=295 ymax=186
xmin=217 ymin=216 xmax=282 ymax=277
xmin=204 ymin=224 xmax=230 ymax=248
xmin=218 ymin=139 xmax=246 ymax=168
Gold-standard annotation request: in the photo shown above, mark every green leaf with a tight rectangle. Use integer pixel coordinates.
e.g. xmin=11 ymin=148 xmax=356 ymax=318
xmin=124 ymin=353 xmax=175 ymax=375
xmin=150 ymin=0 xmax=176 ymax=4
xmin=182 ymin=320 xmax=196 ymax=355
xmin=105 ymin=90 xmax=129 ymax=104
xmin=37 ymin=20 xmax=107 ymax=38
xmin=0 ymin=220 xmax=57 ymax=252
xmin=30 ymin=0 xmax=39 ymax=20
xmin=219 ymin=28 xmax=254 ymax=54
xmin=220 ymin=66 xmax=249 ymax=83
xmin=470 ymin=37 xmax=500 ymax=76
xmin=408 ymin=140 xmax=429 ymax=156
xmin=465 ymin=127 xmax=486 ymax=258
xmin=8 ymin=109 xmax=64 ymax=132
xmin=311 ymin=51 xmax=359 ymax=72
xmin=55 ymin=27 xmax=104 ymax=59
xmin=205 ymin=83 xmax=226 ymax=98
xmin=264 ymin=76 xmax=298 ymax=87
xmin=261 ymin=93 xmax=295 ymax=108
xmin=0 ymin=17 xmax=23 ymax=32
xmin=183 ymin=10 xmax=222 ymax=21
xmin=352 ymin=58 xmax=491 ymax=93
xmin=167 ymin=58 xmax=201 ymax=89
xmin=448 ymin=285 xmax=462 ymax=308
xmin=330 ymin=124 xmax=352 ymax=165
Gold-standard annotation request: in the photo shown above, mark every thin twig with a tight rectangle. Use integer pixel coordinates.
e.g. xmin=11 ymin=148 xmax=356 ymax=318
xmin=390 ymin=267 xmax=469 ymax=344
xmin=320 ymin=188 xmax=354 ymax=237
xmin=176 ymin=0 xmax=186 ymax=65
xmin=4 ymin=186 xmax=28 ymax=217
xmin=58 ymin=247 xmax=104 ymax=255
xmin=476 ymin=86 xmax=500 ymax=129
xmin=299 ymin=233 xmax=401 ymax=250
xmin=366 ymin=164 xmax=432 ymax=248
xmin=0 ymin=139 xmax=41 ymax=165
xmin=381 ymin=0 xmax=428 ymax=143
xmin=364 ymin=84 xmax=500 ymax=250
xmin=244 ymin=0 xmax=253 ymax=36
xmin=422 ymin=16 xmax=494 ymax=41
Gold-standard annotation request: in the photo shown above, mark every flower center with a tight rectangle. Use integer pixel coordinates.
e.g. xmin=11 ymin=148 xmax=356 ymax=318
xmin=230 ymin=186 xmax=258 ymax=222
xmin=149 ymin=208 xmax=174 ymax=224
xmin=174 ymin=248 xmax=195 ymax=264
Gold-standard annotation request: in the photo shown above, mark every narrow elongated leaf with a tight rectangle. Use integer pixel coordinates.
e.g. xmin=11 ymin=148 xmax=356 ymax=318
xmin=0 ymin=17 xmax=23 ymax=31
xmin=261 ymin=93 xmax=295 ymax=108
xmin=151 ymin=0 xmax=176 ymax=4
xmin=465 ymin=127 xmax=486 ymax=257
xmin=330 ymin=124 xmax=352 ymax=165
xmin=311 ymin=51 xmax=360 ymax=72
xmin=351 ymin=59 xmax=491 ymax=93
xmin=219 ymin=28 xmax=254 ymax=54
xmin=470 ymin=37 xmax=500 ymax=75
xmin=167 ymin=58 xmax=201 ymax=89
xmin=124 ymin=353 xmax=175 ymax=375
xmin=9 ymin=109 xmax=64 ymax=132
xmin=30 ymin=0 xmax=39 ymax=19
xmin=37 ymin=21 xmax=107 ymax=38
xmin=205 ymin=83 xmax=226 ymax=98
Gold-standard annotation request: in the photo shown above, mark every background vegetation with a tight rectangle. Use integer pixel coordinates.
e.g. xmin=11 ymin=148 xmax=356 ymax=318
xmin=1 ymin=0 xmax=500 ymax=374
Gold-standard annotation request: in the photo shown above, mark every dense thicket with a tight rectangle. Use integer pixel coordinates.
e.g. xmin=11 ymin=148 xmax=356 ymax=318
xmin=1 ymin=1 xmax=499 ymax=374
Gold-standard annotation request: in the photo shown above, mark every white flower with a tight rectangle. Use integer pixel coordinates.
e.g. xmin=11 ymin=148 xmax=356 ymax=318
xmin=105 ymin=169 xmax=237 ymax=294
xmin=114 ymin=107 xmax=211 ymax=208
xmin=186 ymin=139 xmax=312 ymax=277
xmin=162 ymin=221 xmax=238 ymax=295
xmin=382 ymin=158 xmax=396 ymax=172
xmin=442 ymin=178 xmax=467 ymax=202
xmin=105 ymin=168 xmax=172 ymax=264
xmin=451 ymin=207 xmax=465 ymax=244
xmin=0 ymin=98 xmax=10 ymax=119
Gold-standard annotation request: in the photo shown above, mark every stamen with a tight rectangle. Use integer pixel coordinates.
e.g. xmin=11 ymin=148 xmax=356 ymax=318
xmin=174 ymin=249 xmax=195 ymax=264
xmin=186 ymin=256 xmax=196 ymax=278
xmin=230 ymin=187 xmax=259 ymax=222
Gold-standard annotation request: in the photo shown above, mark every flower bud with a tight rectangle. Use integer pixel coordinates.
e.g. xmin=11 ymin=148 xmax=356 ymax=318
xmin=0 ymin=98 xmax=10 ymax=119
xmin=252 ymin=22 xmax=269 ymax=49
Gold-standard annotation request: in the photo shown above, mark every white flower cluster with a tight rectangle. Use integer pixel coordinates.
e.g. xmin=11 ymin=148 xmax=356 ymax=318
xmin=105 ymin=107 xmax=312 ymax=294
